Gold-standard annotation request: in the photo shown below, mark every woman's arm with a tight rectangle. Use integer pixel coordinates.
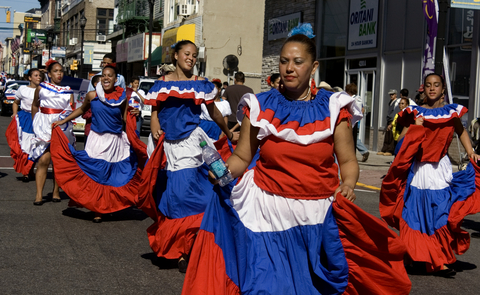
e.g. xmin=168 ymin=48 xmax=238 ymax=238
xmin=206 ymin=102 xmax=239 ymax=142
xmin=455 ymin=117 xmax=480 ymax=162
xmin=53 ymin=91 xmax=92 ymax=127
xmin=333 ymin=119 xmax=359 ymax=202
xmin=134 ymin=89 xmax=145 ymax=103
xmin=11 ymin=100 xmax=19 ymax=117
xmin=225 ymin=116 xmax=260 ymax=178
xmin=31 ymin=86 xmax=41 ymax=120
xmin=150 ymin=105 xmax=163 ymax=140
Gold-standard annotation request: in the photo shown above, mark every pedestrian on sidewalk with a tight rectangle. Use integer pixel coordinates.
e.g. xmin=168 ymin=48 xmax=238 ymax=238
xmin=378 ymin=89 xmax=397 ymax=156
xmin=346 ymin=83 xmax=369 ymax=162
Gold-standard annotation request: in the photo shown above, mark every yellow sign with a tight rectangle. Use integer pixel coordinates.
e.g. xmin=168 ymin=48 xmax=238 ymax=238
xmin=162 ymin=24 xmax=196 ymax=63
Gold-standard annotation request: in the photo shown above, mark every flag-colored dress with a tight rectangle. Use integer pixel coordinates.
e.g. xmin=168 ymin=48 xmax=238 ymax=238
xmin=6 ymin=85 xmax=36 ymax=175
xmin=380 ymin=104 xmax=480 ymax=272
xmin=182 ymin=89 xmax=412 ymax=295
xmin=50 ymin=86 xmax=141 ymax=213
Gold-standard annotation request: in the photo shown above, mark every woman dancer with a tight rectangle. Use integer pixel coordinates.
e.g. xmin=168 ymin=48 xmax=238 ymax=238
xmin=139 ymin=40 xmax=239 ymax=272
xmin=380 ymin=73 xmax=480 ymax=276
xmin=51 ymin=65 xmax=140 ymax=223
xmin=266 ymin=73 xmax=280 ymax=90
xmin=6 ymin=68 xmax=43 ymax=181
xmin=198 ymin=79 xmax=232 ymax=141
xmin=182 ymin=26 xmax=411 ymax=294
xmin=30 ymin=60 xmax=75 ymax=205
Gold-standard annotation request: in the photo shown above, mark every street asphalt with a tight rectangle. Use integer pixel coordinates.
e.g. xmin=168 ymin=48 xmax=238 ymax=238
xmin=1 ymin=114 xmax=480 ymax=294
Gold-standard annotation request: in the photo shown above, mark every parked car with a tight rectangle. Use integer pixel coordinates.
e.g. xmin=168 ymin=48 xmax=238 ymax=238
xmin=138 ymin=78 xmax=157 ymax=134
xmin=0 ymin=80 xmax=30 ymax=116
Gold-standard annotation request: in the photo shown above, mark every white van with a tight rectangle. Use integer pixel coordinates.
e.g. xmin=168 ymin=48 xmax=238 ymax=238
xmin=138 ymin=78 xmax=157 ymax=134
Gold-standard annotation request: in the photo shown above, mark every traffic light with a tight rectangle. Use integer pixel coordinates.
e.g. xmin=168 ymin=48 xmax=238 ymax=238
xmin=6 ymin=11 xmax=11 ymax=23
xmin=71 ymin=60 xmax=78 ymax=70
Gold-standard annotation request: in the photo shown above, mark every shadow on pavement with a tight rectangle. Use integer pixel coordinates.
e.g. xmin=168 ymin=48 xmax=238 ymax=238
xmin=141 ymin=253 xmax=179 ymax=270
xmin=62 ymin=206 xmax=148 ymax=222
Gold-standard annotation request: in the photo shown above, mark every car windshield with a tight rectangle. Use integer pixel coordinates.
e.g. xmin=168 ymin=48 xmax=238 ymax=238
xmin=6 ymin=81 xmax=29 ymax=90
xmin=139 ymin=82 xmax=155 ymax=94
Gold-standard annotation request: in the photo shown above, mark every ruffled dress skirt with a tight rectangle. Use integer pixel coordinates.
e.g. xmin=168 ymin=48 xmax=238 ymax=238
xmin=30 ymin=111 xmax=75 ymax=161
xmin=50 ymin=126 xmax=141 ymax=213
xmin=381 ymin=125 xmax=480 ymax=272
xmin=182 ymin=169 xmax=411 ymax=295
xmin=6 ymin=110 xmax=35 ymax=175
xmin=139 ymin=127 xmax=219 ymax=259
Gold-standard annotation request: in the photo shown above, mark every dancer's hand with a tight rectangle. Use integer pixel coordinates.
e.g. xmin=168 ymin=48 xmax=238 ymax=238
xmin=152 ymin=129 xmax=164 ymax=141
xmin=469 ymin=151 xmax=480 ymax=163
xmin=230 ymin=131 xmax=240 ymax=143
xmin=52 ymin=120 xmax=66 ymax=128
xmin=334 ymin=184 xmax=356 ymax=202
xmin=415 ymin=116 xmax=424 ymax=126
xmin=130 ymin=108 xmax=140 ymax=116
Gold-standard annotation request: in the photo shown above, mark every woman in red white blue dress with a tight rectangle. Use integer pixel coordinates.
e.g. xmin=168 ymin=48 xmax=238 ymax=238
xmin=380 ymin=73 xmax=480 ymax=277
xmin=31 ymin=60 xmax=75 ymax=205
xmin=51 ymin=65 xmax=140 ymax=223
xmin=182 ymin=26 xmax=411 ymax=295
xmin=138 ymin=40 xmax=238 ymax=273
xmin=6 ymin=68 xmax=43 ymax=181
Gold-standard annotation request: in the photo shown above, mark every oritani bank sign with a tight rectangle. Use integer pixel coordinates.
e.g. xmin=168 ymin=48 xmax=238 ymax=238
xmin=268 ymin=12 xmax=302 ymax=41
xmin=348 ymin=0 xmax=379 ymax=50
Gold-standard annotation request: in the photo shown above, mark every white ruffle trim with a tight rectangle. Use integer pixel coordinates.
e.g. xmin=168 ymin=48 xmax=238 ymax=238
xmin=163 ymin=126 xmax=215 ymax=172
xmin=237 ymin=92 xmax=362 ymax=145
xmin=84 ymin=130 xmax=131 ymax=163
xmin=231 ymin=169 xmax=334 ymax=233
xmin=146 ymin=84 xmax=217 ymax=102
xmin=410 ymin=155 xmax=453 ymax=190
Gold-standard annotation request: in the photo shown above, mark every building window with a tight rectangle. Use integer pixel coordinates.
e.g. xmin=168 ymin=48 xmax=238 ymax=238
xmin=97 ymin=8 xmax=114 ymax=36
xmin=319 ymin=0 xmax=348 ymax=59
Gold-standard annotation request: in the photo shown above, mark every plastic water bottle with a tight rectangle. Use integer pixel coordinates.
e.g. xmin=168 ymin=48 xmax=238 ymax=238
xmin=200 ymin=141 xmax=233 ymax=187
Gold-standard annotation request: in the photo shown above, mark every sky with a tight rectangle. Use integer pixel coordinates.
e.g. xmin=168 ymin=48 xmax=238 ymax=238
xmin=0 ymin=0 xmax=41 ymax=45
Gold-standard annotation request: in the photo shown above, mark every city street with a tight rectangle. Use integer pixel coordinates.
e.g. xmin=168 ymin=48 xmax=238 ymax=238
xmin=1 ymin=114 xmax=480 ymax=294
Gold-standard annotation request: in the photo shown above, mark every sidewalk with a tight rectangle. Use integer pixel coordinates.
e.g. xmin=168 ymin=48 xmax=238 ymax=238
xmin=356 ymin=151 xmax=462 ymax=190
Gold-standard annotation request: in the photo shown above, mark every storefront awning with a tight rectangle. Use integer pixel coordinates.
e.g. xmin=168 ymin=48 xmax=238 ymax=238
xmin=144 ymin=46 xmax=163 ymax=67
xmin=162 ymin=24 xmax=196 ymax=63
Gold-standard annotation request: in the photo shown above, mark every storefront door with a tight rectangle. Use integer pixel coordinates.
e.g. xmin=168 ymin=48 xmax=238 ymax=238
xmin=347 ymin=70 xmax=375 ymax=149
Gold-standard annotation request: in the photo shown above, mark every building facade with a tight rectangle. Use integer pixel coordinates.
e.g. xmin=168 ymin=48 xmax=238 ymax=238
xmin=262 ymin=0 xmax=480 ymax=158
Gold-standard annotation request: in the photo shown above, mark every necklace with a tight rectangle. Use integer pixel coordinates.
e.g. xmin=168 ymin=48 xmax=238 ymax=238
xmin=286 ymin=87 xmax=311 ymax=101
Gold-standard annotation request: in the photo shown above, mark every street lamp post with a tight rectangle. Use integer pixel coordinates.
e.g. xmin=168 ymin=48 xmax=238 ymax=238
xmin=29 ymin=46 xmax=33 ymax=69
xmin=47 ymin=30 xmax=54 ymax=59
xmin=79 ymin=14 xmax=87 ymax=79
xmin=147 ymin=0 xmax=154 ymax=76
xmin=8 ymin=57 xmax=11 ymax=74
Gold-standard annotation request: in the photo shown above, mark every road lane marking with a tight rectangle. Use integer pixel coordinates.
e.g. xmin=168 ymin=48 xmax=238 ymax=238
xmin=356 ymin=182 xmax=381 ymax=191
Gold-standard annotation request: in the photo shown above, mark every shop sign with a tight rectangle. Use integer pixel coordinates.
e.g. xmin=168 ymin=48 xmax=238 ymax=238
xmin=348 ymin=0 xmax=379 ymax=50
xmin=451 ymin=0 xmax=480 ymax=10
xmin=127 ymin=33 xmax=145 ymax=62
xmin=461 ymin=9 xmax=474 ymax=51
xmin=267 ymin=12 xmax=302 ymax=41
xmin=51 ymin=47 xmax=66 ymax=58
xmin=42 ymin=50 xmax=49 ymax=65
xmin=84 ymin=45 xmax=94 ymax=65
xmin=116 ymin=41 xmax=128 ymax=62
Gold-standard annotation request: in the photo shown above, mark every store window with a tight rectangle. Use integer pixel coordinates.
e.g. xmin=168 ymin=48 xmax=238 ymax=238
xmin=319 ymin=0 xmax=349 ymax=58
xmin=97 ymin=8 xmax=114 ymax=36
xmin=447 ymin=8 xmax=473 ymax=106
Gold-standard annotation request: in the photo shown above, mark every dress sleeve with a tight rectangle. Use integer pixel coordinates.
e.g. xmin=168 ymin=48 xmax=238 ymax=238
xmin=335 ymin=107 xmax=353 ymax=127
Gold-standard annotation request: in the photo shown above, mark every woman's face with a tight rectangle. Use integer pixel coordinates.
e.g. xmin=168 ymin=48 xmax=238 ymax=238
xmin=399 ymin=99 xmax=408 ymax=110
xmin=175 ymin=44 xmax=197 ymax=72
xmin=424 ymin=75 xmax=444 ymax=101
xmin=279 ymin=42 xmax=318 ymax=94
xmin=102 ymin=67 xmax=118 ymax=91
xmin=29 ymin=70 xmax=42 ymax=86
xmin=48 ymin=64 xmax=64 ymax=85
xmin=270 ymin=77 xmax=281 ymax=90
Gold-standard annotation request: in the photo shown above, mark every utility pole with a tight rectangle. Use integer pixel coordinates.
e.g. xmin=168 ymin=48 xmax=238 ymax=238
xmin=147 ymin=0 xmax=154 ymax=77
xmin=434 ymin=0 xmax=449 ymax=75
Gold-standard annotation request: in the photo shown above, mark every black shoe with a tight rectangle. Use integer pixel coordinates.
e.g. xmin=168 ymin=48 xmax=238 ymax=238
xmin=93 ymin=217 xmax=102 ymax=223
xmin=33 ymin=200 xmax=44 ymax=206
xmin=433 ymin=268 xmax=456 ymax=277
xmin=471 ymin=232 xmax=480 ymax=239
xmin=22 ymin=176 xmax=29 ymax=182
xmin=52 ymin=197 xmax=61 ymax=203
xmin=178 ymin=259 xmax=188 ymax=273
xmin=361 ymin=152 xmax=370 ymax=162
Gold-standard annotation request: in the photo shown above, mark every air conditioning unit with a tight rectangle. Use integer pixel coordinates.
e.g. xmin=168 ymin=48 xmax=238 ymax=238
xmin=69 ymin=38 xmax=78 ymax=45
xmin=179 ymin=4 xmax=193 ymax=16
xmin=198 ymin=47 xmax=206 ymax=62
xmin=97 ymin=35 xmax=106 ymax=42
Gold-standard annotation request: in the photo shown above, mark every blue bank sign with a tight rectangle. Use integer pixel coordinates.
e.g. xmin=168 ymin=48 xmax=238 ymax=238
xmin=268 ymin=12 xmax=302 ymax=41
xmin=451 ymin=0 xmax=480 ymax=10
xmin=348 ymin=0 xmax=379 ymax=50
